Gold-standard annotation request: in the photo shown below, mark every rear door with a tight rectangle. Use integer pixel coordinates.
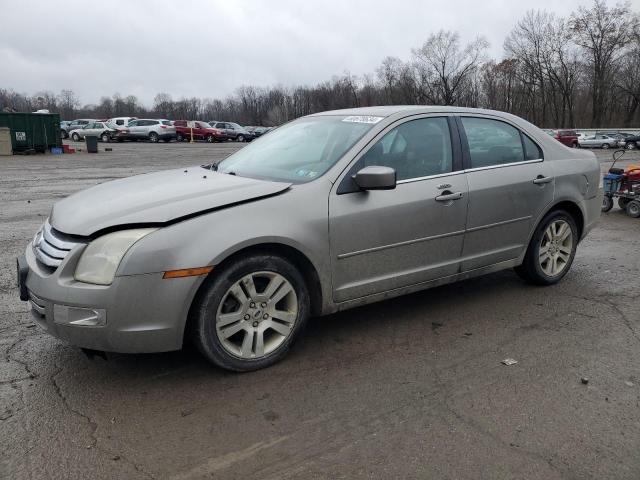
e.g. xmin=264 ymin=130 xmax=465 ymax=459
xmin=457 ymin=115 xmax=554 ymax=271
xmin=329 ymin=115 xmax=469 ymax=302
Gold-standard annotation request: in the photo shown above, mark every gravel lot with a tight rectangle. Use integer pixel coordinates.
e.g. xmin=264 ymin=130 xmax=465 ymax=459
xmin=2 ymin=142 xmax=640 ymax=479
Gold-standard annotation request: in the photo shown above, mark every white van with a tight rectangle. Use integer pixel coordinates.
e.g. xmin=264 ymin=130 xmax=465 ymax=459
xmin=107 ymin=117 xmax=137 ymax=127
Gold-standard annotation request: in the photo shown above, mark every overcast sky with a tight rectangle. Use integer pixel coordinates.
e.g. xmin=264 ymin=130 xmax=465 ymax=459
xmin=1 ymin=0 xmax=606 ymax=106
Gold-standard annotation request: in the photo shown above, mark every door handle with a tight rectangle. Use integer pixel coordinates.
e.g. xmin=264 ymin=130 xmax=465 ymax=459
xmin=533 ymin=175 xmax=553 ymax=185
xmin=435 ymin=191 xmax=464 ymax=202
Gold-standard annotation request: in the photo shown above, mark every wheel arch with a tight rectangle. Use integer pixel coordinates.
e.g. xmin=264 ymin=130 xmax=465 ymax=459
xmin=531 ymin=199 xmax=585 ymax=245
xmin=184 ymin=242 xmax=324 ymax=344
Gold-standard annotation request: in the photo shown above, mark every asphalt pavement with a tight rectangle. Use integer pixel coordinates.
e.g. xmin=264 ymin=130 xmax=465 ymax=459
xmin=2 ymin=141 xmax=640 ymax=479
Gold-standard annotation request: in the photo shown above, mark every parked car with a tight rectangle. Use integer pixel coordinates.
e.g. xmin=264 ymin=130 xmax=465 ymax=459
xmin=60 ymin=121 xmax=73 ymax=139
xmin=550 ymin=130 xmax=579 ymax=148
xmin=17 ymin=106 xmax=601 ymax=372
xmin=69 ymin=121 xmax=120 ymax=143
xmin=122 ymin=119 xmax=176 ymax=142
xmin=64 ymin=119 xmax=95 ymax=138
xmin=174 ymin=120 xmax=224 ymax=142
xmin=624 ymin=135 xmax=640 ymax=150
xmin=578 ymin=134 xmax=620 ymax=149
xmin=246 ymin=126 xmax=270 ymax=138
xmin=209 ymin=121 xmax=253 ymax=142
xmin=107 ymin=117 xmax=137 ymax=127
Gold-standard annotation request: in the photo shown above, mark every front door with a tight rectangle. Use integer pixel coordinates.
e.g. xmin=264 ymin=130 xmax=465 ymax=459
xmin=457 ymin=116 xmax=555 ymax=271
xmin=329 ymin=116 xmax=469 ymax=303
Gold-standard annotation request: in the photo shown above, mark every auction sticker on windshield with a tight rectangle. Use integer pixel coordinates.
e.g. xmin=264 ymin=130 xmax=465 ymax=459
xmin=342 ymin=116 xmax=384 ymax=124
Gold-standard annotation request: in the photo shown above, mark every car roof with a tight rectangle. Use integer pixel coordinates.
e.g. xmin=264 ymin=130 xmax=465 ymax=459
xmin=308 ymin=105 xmax=524 ymax=118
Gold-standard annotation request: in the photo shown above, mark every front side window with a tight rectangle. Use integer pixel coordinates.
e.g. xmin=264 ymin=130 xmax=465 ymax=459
xmin=462 ymin=117 xmax=525 ymax=168
xmin=216 ymin=116 xmax=377 ymax=183
xmin=360 ymin=117 xmax=453 ymax=181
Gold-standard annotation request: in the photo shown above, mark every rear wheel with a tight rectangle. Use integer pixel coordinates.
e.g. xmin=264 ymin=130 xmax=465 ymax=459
xmin=571 ymin=142 xmax=578 ymax=148
xmin=237 ymin=134 xmax=245 ymax=143
xmin=149 ymin=132 xmax=159 ymax=143
xmin=627 ymin=142 xmax=636 ymax=150
xmin=100 ymin=132 xmax=110 ymax=143
xmin=601 ymin=143 xmax=610 ymax=149
xmin=515 ymin=210 xmax=578 ymax=285
xmin=192 ymin=254 xmax=310 ymax=371
xmin=602 ymin=196 xmax=614 ymax=212
xmin=176 ymin=133 xmax=184 ymax=142
xmin=626 ymin=200 xmax=640 ymax=218
xmin=206 ymin=134 xmax=214 ymax=143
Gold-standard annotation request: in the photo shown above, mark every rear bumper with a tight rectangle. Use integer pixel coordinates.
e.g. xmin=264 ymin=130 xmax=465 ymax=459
xmin=19 ymin=243 xmax=199 ymax=353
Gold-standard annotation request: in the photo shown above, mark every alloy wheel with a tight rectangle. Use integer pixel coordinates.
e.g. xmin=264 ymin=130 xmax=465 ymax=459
xmin=216 ymin=271 xmax=298 ymax=359
xmin=538 ymin=220 xmax=573 ymax=277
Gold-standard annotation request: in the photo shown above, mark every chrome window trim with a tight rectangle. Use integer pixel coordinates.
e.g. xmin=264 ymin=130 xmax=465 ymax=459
xmin=463 ymin=158 xmax=543 ymax=174
xmin=396 ymin=170 xmax=465 ymax=185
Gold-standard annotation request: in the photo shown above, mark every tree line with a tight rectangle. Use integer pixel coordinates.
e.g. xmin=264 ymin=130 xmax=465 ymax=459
xmin=1 ymin=1 xmax=639 ymax=128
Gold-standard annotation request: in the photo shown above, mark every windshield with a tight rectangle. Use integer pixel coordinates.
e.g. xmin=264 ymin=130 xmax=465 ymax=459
xmin=215 ymin=115 xmax=380 ymax=183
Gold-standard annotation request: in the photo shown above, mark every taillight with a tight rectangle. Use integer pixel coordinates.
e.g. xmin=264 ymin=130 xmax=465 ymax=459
xmin=160 ymin=125 xmax=167 ymax=129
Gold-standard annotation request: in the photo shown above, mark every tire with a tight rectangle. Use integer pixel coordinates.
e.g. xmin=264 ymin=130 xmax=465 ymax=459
xmin=149 ymin=132 xmax=159 ymax=143
xmin=626 ymin=142 xmax=636 ymax=150
xmin=100 ymin=132 xmax=110 ymax=143
xmin=192 ymin=254 xmax=310 ymax=372
xmin=71 ymin=133 xmax=80 ymax=142
xmin=618 ymin=197 xmax=631 ymax=210
xmin=514 ymin=210 xmax=578 ymax=285
xmin=571 ymin=142 xmax=578 ymax=148
xmin=626 ymin=200 xmax=640 ymax=218
xmin=206 ymin=134 xmax=214 ymax=143
xmin=602 ymin=196 xmax=614 ymax=212
xmin=61 ymin=130 xmax=68 ymax=139
xmin=176 ymin=133 xmax=184 ymax=142
xmin=237 ymin=135 xmax=245 ymax=143
xmin=601 ymin=143 xmax=610 ymax=149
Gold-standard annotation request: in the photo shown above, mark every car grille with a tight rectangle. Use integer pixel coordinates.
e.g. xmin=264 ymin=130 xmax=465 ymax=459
xmin=32 ymin=221 xmax=80 ymax=269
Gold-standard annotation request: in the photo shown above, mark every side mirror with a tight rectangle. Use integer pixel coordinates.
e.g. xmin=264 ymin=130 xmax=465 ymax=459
xmin=353 ymin=166 xmax=396 ymax=191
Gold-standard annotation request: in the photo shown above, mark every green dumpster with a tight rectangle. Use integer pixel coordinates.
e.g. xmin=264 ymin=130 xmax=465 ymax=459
xmin=0 ymin=112 xmax=62 ymax=153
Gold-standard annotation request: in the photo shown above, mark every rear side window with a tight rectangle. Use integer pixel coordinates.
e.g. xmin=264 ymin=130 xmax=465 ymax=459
xmin=462 ymin=117 xmax=524 ymax=168
xmin=361 ymin=117 xmax=453 ymax=181
xmin=523 ymin=134 xmax=543 ymax=160
xmin=115 ymin=119 xmax=124 ymax=125
xmin=162 ymin=120 xmax=172 ymax=126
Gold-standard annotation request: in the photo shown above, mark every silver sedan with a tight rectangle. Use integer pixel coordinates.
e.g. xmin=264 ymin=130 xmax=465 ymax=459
xmin=578 ymin=134 xmax=621 ymax=149
xmin=18 ymin=106 xmax=602 ymax=371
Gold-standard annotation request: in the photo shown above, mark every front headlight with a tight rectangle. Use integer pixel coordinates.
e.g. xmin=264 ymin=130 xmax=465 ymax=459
xmin=74 ymin=229 xmax=156 ymax=285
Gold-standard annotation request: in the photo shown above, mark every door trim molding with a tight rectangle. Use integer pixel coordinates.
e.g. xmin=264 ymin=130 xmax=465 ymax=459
xmin=337 ymin=229 xmax=465 ymax=259
xmin=465 ymin=215 xmax=532 ymax=233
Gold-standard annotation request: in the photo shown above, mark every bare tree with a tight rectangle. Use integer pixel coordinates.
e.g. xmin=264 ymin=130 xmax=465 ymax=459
xmin=412 ymin=30 xmax=488 ymax=105
xmin=570 ymin=0 xmax=638 ymax=126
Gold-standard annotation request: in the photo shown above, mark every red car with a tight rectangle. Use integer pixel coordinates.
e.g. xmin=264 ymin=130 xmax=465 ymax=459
xmin=174 ymin=120 xmax=224 ymax=143
xmin=551 ymin=129 xmax=579 ymax=148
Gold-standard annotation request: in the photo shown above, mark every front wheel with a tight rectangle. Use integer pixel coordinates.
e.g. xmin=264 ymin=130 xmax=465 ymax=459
xmin=192 ymin=254 xmax=310 ymax=371
xmin=602 ymin=195 xmax=614 ymax=212
xmin=236 ymin=135 xmax=245 ymax=143
xmin=206 ymin=134 xmax=214 ymax=143
xmin=626 ymin=142 xmax=636 ymax=150
xmin=176 ymin=133 xmax=184 ymax=142
xmin=71 ymin=133 xmax=80 ymax=142
xmin=101 ymin=132 xmax=110 ymax=143
xmin=515 ymin=210 xmax=578 ymax=285
xmin=601 ymin=143 xmax=610 ymax=149
xmin=626 ymin=200 xmax=640 ymax=218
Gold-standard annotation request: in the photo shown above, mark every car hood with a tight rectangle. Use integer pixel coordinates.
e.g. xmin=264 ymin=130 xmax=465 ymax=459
xmin=50 ymin=167 xmax=291 ymax=236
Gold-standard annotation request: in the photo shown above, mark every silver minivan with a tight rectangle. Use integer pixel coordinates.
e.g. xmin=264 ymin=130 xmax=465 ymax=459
xmin=18 ymin=106 xmax=601 ymax=371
